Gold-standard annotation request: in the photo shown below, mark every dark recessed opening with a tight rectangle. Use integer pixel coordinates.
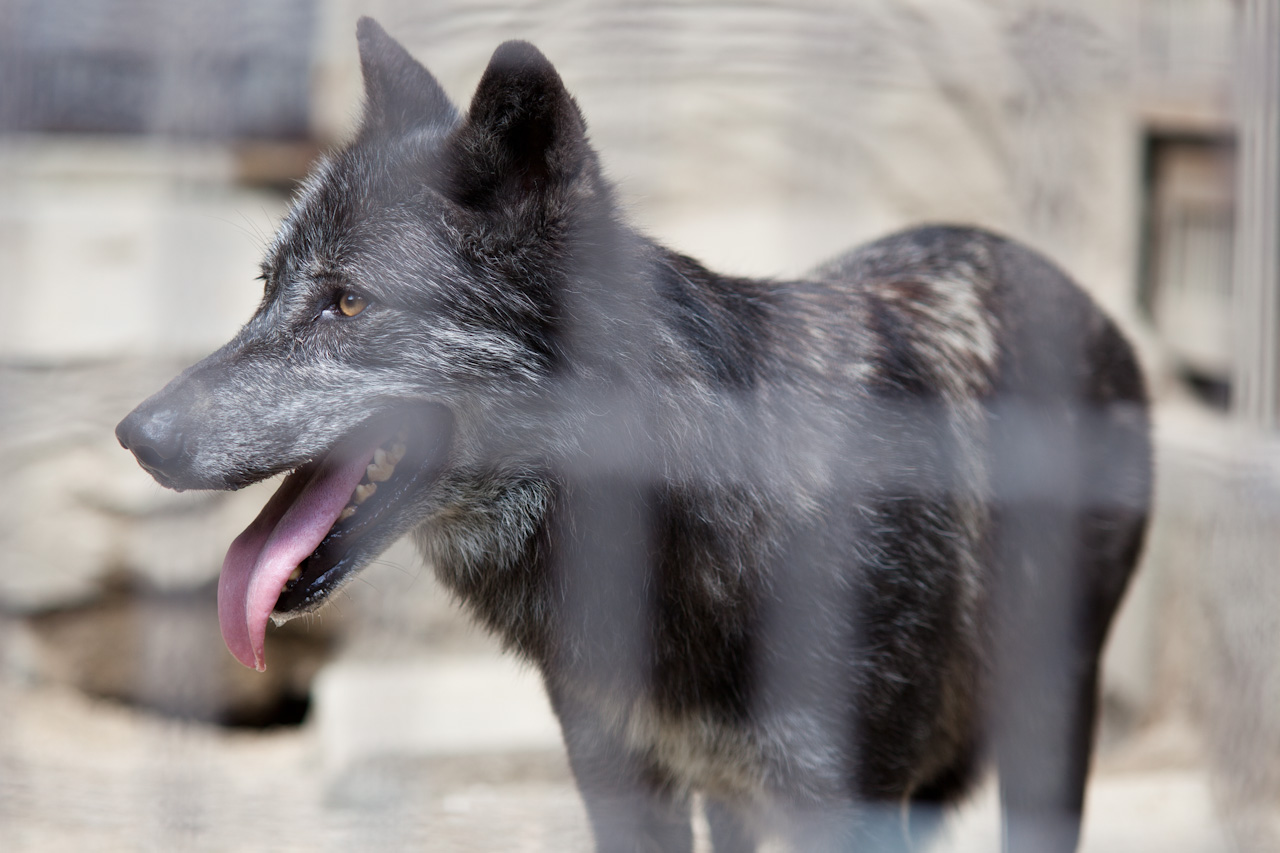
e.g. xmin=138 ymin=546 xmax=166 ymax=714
xmin=219 ymin=691 xmax=313 ymax=729
xmin=1138 ymin=130 xmax=1236 ymax=405
xmin=23 ymin=571 xmax=337 ymax=730
xmin=1179 ymin=364 xmax=1231 ymax=410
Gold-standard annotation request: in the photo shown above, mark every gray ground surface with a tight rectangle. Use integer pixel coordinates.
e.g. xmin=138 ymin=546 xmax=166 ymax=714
xmin=0 ymin=660 xmax=1231 ymax=853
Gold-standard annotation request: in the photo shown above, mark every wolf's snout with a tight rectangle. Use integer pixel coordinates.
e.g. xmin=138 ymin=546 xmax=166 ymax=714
xmin=116 ymin=405 xmax=187 ymax=482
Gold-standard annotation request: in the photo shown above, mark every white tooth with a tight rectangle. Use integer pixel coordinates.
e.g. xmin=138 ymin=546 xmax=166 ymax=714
xmin=386 ymin=441 xmax=407 ymax=465
xmin=288 ymin=565 xmax=302 ymax=582
xmin=367 ymin=448 xmax=395 ymax=482
xmin=338 ymin=506 xmax=357 ymax=521
xmin=354 ymin=482 xmax=377 ymax=504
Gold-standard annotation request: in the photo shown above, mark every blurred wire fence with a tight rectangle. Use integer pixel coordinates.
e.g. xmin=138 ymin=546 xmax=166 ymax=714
xmin=0 ymin=0 xmax=1275 ymax=850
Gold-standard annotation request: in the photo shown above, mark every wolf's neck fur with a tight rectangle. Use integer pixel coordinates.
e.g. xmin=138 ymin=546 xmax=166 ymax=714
xmin=412 ymin=224 xmax=774 ymax=654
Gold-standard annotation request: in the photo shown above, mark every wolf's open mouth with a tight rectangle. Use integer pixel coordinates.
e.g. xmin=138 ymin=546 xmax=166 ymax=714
xmin=217 ymin=404 xmax=452 ymax=670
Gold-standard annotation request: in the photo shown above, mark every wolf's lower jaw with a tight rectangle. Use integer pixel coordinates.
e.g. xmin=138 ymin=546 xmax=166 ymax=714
xmin=217 ymin=403 xmax=453 ymax=670
xmin=280 ymin=430 xmax=409 ymax=593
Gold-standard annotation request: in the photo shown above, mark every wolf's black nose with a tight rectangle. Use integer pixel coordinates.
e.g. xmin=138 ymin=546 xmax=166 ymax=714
xmin=116 ymin=407 xmax=186 ymax=478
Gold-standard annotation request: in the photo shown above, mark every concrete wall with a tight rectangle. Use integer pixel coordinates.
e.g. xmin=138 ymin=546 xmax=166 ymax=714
xmin=317 ymin=0 xmax=1148 ymax=316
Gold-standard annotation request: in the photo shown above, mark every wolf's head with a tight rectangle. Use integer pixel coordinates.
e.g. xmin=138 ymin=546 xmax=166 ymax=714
xmin=116 ymin=19 xmax=621 ymax=670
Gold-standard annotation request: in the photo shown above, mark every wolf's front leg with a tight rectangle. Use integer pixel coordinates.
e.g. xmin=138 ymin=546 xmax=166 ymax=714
xmin=704 ymin=798 xmax=758 ymax=853
xmin=549 ymin=689 xmax=693 ymax=853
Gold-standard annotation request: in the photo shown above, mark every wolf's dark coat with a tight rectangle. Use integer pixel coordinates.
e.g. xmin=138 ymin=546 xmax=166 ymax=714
xmin=117 ymin=19 xmax=1151 ymax=852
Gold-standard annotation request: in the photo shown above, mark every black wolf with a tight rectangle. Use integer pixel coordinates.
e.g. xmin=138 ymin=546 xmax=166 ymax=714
xmin=116 ymin=18 xmax=1151 ymax=852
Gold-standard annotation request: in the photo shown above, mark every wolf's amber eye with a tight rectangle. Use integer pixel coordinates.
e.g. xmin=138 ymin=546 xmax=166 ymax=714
xmin=338 ymin=292 xmax=368 ymax=317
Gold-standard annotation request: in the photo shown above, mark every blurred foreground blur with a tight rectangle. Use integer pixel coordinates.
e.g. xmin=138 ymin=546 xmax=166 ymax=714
xmin=0 ymin=1 xmax=1276 ymax=849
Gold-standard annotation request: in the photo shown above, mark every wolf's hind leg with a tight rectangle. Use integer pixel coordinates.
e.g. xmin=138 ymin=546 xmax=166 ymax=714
xmin=990 ymin=409 xmax=1148 ymax=851
xmin=993 ymin=638 xmax=1099 ymax=852
xmin=990 ymin=494 xmax=1144 ymax=853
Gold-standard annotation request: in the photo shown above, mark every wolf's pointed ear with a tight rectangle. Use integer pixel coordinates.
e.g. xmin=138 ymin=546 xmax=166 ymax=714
xmin=356 ymin=17 xmax=458 ymax=135
xmin=444 ymin=40 xmax=590 ymax=208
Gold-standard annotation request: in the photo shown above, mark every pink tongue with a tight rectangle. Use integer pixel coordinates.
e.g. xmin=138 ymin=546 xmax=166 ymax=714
xmin=218 ymin=448 xmax=375 ymax=671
